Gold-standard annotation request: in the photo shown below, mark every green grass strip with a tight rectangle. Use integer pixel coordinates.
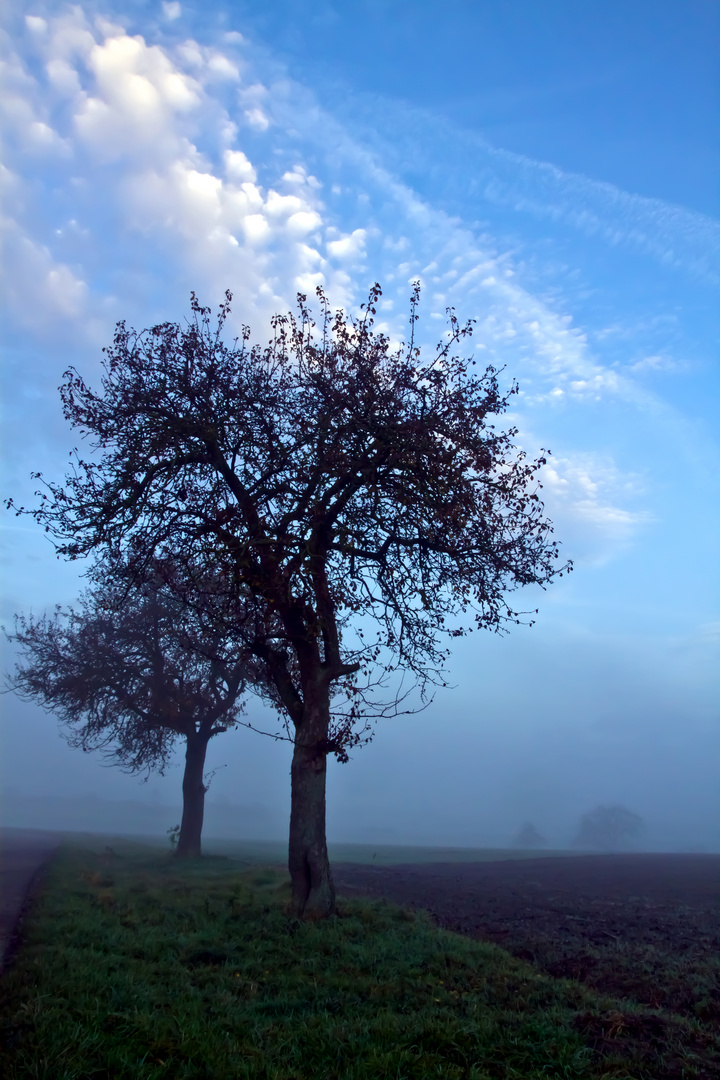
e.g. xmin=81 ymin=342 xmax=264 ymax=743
xmin=0 ymin=843 xmax=705 ymax=1079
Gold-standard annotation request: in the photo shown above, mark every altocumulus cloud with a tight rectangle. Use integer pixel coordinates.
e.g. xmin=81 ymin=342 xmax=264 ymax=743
xmin=0 ymin=0 xmax=714 ymax=602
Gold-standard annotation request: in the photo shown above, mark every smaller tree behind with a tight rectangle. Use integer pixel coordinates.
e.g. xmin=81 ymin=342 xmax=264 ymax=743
xmin=572 ymin=805 xmax=644 ymax=852
xmin=5 ymin=560 xmax=252 ymax=858
xmin=513 ymin=822 xmax=547 ymax=849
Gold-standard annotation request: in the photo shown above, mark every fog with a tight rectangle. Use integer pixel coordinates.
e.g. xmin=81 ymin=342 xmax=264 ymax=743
xmin=3 ymin=616 xmax=718 ymax=854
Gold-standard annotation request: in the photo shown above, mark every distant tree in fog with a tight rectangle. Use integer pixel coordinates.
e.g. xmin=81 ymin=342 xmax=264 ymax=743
xmin=513 ymin=822 xmax=547 ymax=849
xmin=8 ymin=285 xmax=571 ymax=917
xmin=4 ymin=557 xmax=257 ymax=859
xmin=572 ymin=804 xmax=644 ymax=851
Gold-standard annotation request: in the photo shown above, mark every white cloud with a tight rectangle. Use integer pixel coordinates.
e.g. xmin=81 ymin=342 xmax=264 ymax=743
xmin=281 ymin=166 xmax=321 ymax=192
xmin=223 ymin=148 xmax=256 ymax=183
xmin=177 ymin=40 xmax=204 ymax=68
xmin=73 ymin=32 xmax=202 ymax=162
xmin=295 ymin=270 xmax=325 ymax=293
xmin=244 ymin=106 xmax=269 ymax=131
xmin=207 ymin=53 xmax=239 ymax=81
xmin=540 ymin=453 xmax=652 ymax=563
xmin=631 ymin=354 xmax=678 ymax=373
xmin=45 ymin=262 xmax=88 ymax=316
xmin=162 ymin=2 xmax=181 ymax=20
xmin=285 ymin=210 xmax=322 ymax=237
xmin=0 ymin=50 xmax=69 ymax=156
xmin=239 ymin=82 xmax=271 ymax=131
xmin=242 ymin=213 xmax=271 ymax=245
xmin=568 ymin=372 xmax=621 ymax=398
xmin=327 ymin=228 xmax=366 ymax=261
xmin=46 ymin=57 xmax=82 ymax=95
xmin=1 ymin=9 xmax=358 ymax=343
xmin=0 ymin=224 xmax=89 ymax=330
xmin=25 ymin=15 xmax=47 ymax=35
xmin=265 ymin=191 xmax=306 ymax=217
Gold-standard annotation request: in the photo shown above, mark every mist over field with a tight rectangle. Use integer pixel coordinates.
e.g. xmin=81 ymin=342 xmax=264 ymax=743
xmin=3 ymin=667 xmax=718 ymax=853
xmin=1 ymin=0 xmax=718 ymax=858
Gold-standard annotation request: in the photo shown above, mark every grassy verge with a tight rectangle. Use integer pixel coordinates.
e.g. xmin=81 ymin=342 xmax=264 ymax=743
xmin=0 ymin=843 xmax=710 ymax=1079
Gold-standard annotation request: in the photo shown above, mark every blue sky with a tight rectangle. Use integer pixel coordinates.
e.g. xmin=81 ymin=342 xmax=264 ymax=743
xmin=1 ymin=0 xmax=718 ymax=849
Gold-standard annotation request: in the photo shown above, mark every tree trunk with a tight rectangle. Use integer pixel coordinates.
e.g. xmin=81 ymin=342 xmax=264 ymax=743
xmin=175 ymin=730 xmax=209 ymax=859
xmin=288 ymin=700 xmax=335 ymax=918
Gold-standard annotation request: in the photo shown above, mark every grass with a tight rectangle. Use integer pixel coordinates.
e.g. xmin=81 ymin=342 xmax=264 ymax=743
xmin=0 ymin=842 xmax=712 ymax=1079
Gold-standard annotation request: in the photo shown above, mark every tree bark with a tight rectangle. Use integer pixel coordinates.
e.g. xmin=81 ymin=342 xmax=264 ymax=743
xmin=175 ymin=729 xmax=209 ymax=859
xmin=288 ymin=698 xmax=335 ymax=918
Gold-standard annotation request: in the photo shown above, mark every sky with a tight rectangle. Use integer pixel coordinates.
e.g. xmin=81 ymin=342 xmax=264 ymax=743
xmin=1 ymin=0 xmax=718 ymax=851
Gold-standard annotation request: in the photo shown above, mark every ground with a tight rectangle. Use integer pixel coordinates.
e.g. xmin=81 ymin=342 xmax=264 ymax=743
xmin=336 ymin=853 xmax=720 ymax=1077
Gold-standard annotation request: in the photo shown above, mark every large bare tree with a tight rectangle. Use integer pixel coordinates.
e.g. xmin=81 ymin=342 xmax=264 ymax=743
xmin=5 ymin=559 xmax=252 ymax=858
xmin=9 ymin=283 xmax=570 ymax=916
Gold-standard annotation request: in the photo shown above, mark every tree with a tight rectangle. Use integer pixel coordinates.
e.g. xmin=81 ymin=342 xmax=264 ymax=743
xmin=9 ymin=283 xmax=570 ymax=916
xmin=5 ymin=558 xmax=252 ymax=858
xmin=513 ymin=822 xmax=547 ymax=849
xmin=572 ymin=805 xmax=645 ymax=851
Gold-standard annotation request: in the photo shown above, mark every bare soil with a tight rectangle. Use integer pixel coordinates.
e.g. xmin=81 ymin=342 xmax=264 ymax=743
xmin=336 ymin=853 xmax=720 ymax=1078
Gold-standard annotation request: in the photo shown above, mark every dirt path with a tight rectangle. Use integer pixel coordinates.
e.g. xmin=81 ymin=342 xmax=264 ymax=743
xmin=0 ymin=828 xmax=60 ymax=972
